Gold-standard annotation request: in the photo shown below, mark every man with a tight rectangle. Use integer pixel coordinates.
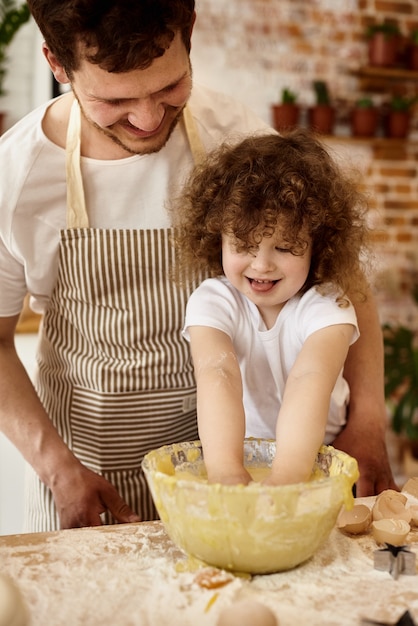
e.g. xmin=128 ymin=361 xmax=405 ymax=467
xmin=0 ymin=0 xmax=396 ymax=532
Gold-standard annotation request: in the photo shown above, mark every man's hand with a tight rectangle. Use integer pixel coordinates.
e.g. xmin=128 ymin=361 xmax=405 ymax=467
xmin=338 ymin=290 xmax=398 ymax=497
xmin=333 ymin=418 xmax=398 ymax=497
xmin=50 ymin=462 xmax=141 ymax=529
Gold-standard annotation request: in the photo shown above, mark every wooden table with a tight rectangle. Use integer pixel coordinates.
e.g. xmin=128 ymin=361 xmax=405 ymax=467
xmin=1 ymin=499 xmax=418 ymax=626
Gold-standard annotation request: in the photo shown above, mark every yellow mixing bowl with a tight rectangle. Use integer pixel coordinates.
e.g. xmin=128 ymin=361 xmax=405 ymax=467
xmin=142 ymin=439 xmax=358 ymax=574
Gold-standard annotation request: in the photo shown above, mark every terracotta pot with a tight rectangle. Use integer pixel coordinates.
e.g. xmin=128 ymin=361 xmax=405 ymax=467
xmin=408 ymin=43 xmax=418 ymax=70
xmin=351 ymin=107 xmax=379 ymax=137
xmin=368 ymin=33 xmax=399 ymax=67
xmin=271 ymin=103 xmax=300 ymax=132
xmin=384 ymin=110 xmax=411 ymax=138
xmin=308 ymin=105 xmax=335 ymax=134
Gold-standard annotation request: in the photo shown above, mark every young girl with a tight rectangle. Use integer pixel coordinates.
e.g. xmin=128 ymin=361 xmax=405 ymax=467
xmin=174 ymin=129 xmax=370 ymax=486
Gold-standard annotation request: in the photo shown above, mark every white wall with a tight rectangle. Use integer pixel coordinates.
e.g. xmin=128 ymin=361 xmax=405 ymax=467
xmin=0 ymin=13 xmax=48 ymax=534
xmin=1 ymin=18 xmax=51 ymax=132
xmin=0 ymin=334 xmax=38 ymax=535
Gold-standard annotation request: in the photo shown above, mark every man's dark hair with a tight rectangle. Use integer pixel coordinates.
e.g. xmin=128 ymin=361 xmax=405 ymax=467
xmin=27 ymin=0 xmax=195 ymax=76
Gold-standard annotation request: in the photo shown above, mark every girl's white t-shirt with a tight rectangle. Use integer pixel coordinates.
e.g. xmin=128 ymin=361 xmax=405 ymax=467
xmin=183 ymin=276 xmax=359 ymax=443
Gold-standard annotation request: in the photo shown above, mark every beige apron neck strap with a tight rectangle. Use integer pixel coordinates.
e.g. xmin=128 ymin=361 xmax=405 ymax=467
xmin=64 ymin=101 xmax=203 ymax=229
xmin=65 ymin=98 xmax=89 ymax=229
xmin=182 ymin=104 xmax=206 ymax=165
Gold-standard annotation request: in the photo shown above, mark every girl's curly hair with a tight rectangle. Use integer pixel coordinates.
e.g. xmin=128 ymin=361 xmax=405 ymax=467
xmin=173 ymin=128 xmax=371 ymax=303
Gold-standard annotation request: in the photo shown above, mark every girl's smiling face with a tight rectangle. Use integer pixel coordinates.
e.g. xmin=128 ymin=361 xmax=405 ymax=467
xmin=221 ymin=229 xmax=312 ymax=328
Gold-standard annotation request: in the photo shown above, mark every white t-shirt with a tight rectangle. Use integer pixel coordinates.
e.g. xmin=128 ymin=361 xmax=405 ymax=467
xmin=0 ymin=84 xmax=272 ymax=316
xmin=183 ymin=277 xmax=360 ymax=443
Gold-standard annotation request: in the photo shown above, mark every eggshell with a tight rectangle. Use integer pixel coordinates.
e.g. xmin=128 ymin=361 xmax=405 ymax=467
xmin=217 ymin=599 xmax=278 ymax=626
xmin=194 ymin=568 xmax=234 ymax=589
xmin=408 ymin=505 xmax=418 ymax=527
xmin=371 ymin=518 xmax=410 ymax=546
xmin=372 ymin=490 xmax=411 ymax=523
xmin=337 ymin=504 xmax=372 ymax=534
xmin=402 ymin=477 xmax=418 ymax=499
xmin=377 ymin=489 xmax=407 ymax=504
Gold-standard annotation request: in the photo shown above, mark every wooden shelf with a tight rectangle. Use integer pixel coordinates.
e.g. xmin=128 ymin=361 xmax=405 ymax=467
xmin=355 ymin=66 xmax=418 ymax=82
xmin=322 ymin=135 xmax=410 ymax=146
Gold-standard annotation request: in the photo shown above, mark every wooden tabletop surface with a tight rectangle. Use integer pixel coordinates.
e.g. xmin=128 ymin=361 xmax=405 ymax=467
xmin=1 ymin=503 xmax=418 ymax=626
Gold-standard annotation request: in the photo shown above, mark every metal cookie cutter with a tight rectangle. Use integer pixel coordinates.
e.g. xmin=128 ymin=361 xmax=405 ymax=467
xmin=373 ymin=543 xmax=416 ymax=580
xmin=361 ymin=609 xmax=416 ymax=625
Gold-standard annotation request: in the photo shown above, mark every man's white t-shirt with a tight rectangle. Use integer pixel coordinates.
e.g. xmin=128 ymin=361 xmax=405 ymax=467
xmin=0 ymin=84 xmax=272 ymax=316
xmin=183 ymin=276 xmax=359 ymax=443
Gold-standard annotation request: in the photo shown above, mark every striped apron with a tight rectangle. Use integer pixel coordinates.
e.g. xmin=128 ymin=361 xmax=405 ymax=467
xmin=24 ymin=101 xmax=205 ymax=532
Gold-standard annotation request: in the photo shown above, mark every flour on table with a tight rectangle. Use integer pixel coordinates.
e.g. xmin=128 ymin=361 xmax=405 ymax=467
xmin=1 ymin=498 xmax=418 ymax=626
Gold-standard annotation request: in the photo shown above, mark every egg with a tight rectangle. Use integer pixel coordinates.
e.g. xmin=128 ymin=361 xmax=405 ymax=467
xmin=217 ymin=599 xmax=278 ymax=626
xmin=372 ymin=518 xmax=410 ymax=546
xmin=337 ymin=504 xmax=372 ymax=534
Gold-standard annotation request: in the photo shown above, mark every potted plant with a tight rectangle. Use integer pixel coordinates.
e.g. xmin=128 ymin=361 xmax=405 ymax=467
xmin=0 ymin=0 xmax=30 ymax=134
xmin=384 ymin=320 xmax=418 ymax=459
xmin=271 ymin=87 xmax=300 ymax=132
xmin=308 ymin=80 xmax=335 ymax=135
xmin=407 ymin=29 xmax=418 ymax=71
xmin=366 ymin=22 xmax=401 ymax=68
xmin=350 ymin=97 xmax=379 ymax=138
xmin=384 ymin=94 xmax=418 ymax=139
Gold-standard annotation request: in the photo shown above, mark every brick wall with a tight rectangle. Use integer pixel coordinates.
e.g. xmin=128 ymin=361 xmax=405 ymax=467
xmin=2 ymin=0 xmax=418 ymax=327
xmin=191 ymin=0 xmax=418 ymax=327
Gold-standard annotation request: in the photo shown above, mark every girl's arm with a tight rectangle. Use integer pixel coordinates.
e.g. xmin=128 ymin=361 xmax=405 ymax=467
xmin=265 ymin=323 xmax=354 ymax=486
xmin=188 ymin=325 xmax=252 ymax=485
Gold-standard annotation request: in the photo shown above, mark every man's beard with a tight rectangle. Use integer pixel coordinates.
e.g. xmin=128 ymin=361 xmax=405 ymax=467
xmin=72 ymin=89 xmax=185 ymax=156
xmin=89 ymin=105 xmax=185 ymax=156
